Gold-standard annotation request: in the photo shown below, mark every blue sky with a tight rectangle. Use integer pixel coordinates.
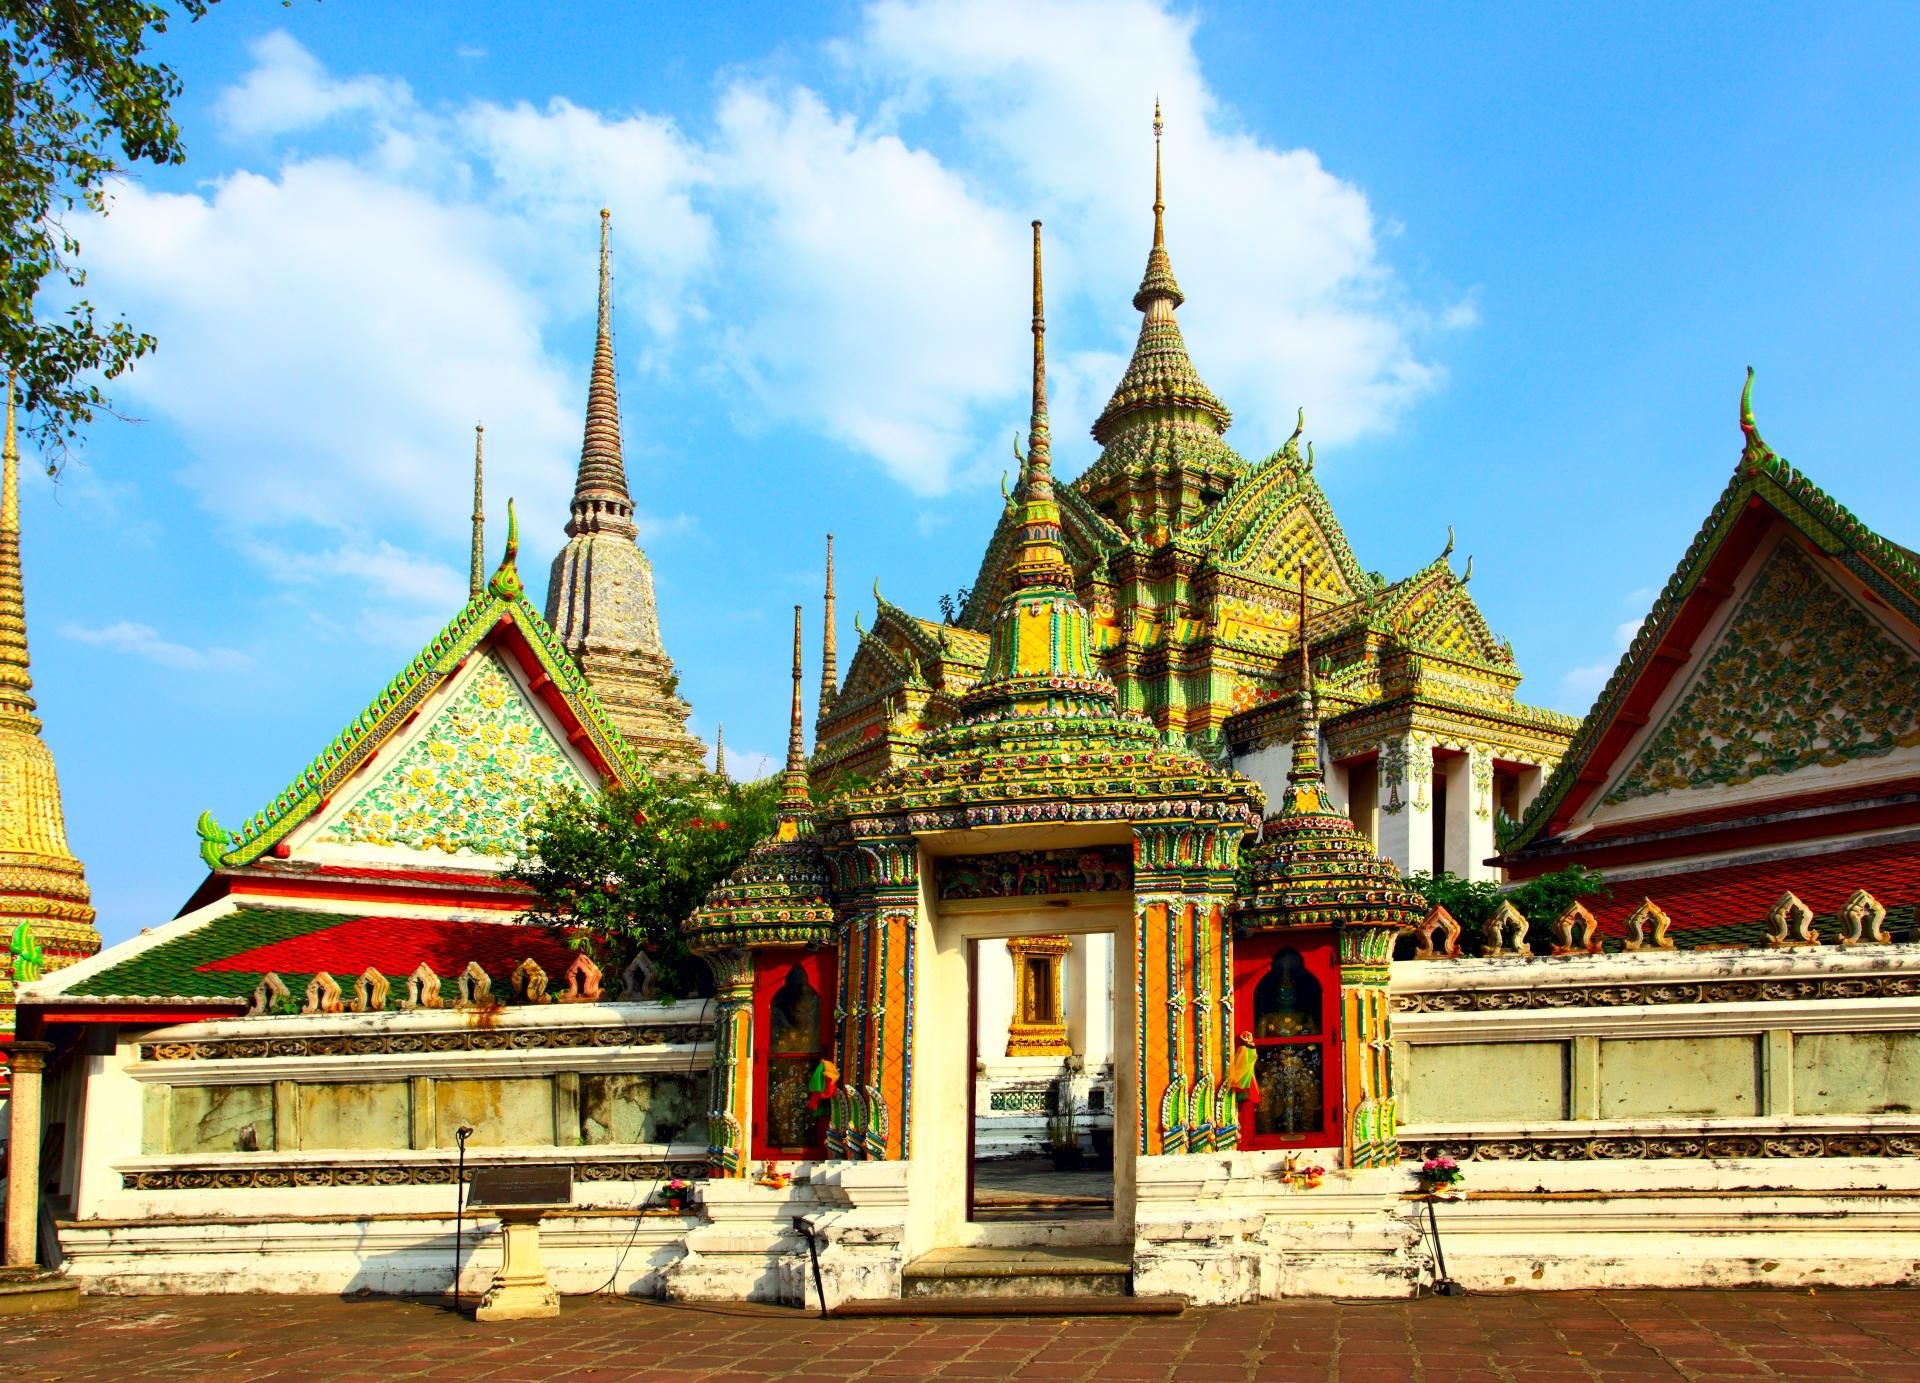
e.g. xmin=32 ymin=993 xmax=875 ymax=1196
xmin=18 ymin=1 xmax=1920 ymax=945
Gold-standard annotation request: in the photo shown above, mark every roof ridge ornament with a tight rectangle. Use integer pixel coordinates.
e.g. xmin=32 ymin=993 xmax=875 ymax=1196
xmin=487 ymin=499 xmax=524 ymax=601
xmin=1740 ymin=365 xmax=1776 ymax=469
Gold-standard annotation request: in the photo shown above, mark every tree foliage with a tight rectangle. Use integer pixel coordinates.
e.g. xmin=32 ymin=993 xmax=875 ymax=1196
xmin=510 ymin=772 xmax=778 ymax=998
xmin=2 ymin=0 xmax=232 ymax=464
xmin=1404 ymin=865 xmax=1610 ymax=937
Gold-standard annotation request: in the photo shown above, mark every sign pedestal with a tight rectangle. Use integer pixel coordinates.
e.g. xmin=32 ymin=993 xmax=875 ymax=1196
xmin=476 ymin=1209 xmax=560 ymax=1321
xmin=467 ymin=1163 xmax=572 ymax=1322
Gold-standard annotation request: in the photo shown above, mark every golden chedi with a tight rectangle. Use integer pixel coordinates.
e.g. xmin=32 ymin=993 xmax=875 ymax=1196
xmin=0 ymin=372 xmax=100 ymax=1031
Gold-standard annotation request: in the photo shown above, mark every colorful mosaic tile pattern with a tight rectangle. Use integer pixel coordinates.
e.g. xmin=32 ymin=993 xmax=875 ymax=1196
xmin=1607 ymin=542 xmax=1920 ymax=805
xmin=318 ymin=651 xmax=593 ymax=857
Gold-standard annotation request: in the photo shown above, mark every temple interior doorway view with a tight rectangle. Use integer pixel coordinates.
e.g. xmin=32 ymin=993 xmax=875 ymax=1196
xmin=967 ymin=929 xmax=1117 ymax=1223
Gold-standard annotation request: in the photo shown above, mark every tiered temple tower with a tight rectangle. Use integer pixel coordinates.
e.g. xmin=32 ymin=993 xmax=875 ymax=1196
xmin=546 ymin=211 xmax=706 ymax=776
xmin=813 ymin=109 xmax=1576 ymax=881
xmin=0 ymin=373 xmax=101 ymax=1045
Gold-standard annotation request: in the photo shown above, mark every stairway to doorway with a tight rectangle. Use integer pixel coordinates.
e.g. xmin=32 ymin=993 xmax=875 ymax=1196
xmin=831 ymin=1245 xmax=1185 ymax=1317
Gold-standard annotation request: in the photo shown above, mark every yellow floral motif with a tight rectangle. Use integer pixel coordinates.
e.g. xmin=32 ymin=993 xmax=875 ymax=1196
xmin=320 ymin=652 xmax=593 ymax=856
xmin=1608 ymin=542 xmax=1920 ymax=804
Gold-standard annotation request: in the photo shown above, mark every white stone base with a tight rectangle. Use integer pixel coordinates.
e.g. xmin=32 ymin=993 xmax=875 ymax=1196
xmin=54 ymin=1154 xmax=1920 ymax=1301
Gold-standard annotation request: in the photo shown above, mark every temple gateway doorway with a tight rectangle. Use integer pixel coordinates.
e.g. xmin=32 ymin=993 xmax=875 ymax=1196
xmin=909 ymin=836 xmax=1135 ymax=1253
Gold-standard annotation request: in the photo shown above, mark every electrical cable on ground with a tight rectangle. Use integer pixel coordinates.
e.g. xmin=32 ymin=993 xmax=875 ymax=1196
xmin=596 ymin=993 xmax=713 ymax=1297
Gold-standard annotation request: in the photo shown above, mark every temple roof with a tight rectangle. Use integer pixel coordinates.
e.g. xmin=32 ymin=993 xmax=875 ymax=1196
xmin=1505 ymin=371 xmax=1920 ymax=861
xmin=30 ymin=898 xmax=580 ymax=1006
xmin=200 ymin=508 xmax=641 ymax=871
xmin=828 ymin=223 xmax=1261 ymax=832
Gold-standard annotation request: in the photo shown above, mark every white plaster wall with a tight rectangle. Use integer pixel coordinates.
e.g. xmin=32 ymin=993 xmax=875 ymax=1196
xmin=973 ymin=939 xmax=1015 ymax=1058
xmin=1233 ymin=741 xmax=1294 ymax=821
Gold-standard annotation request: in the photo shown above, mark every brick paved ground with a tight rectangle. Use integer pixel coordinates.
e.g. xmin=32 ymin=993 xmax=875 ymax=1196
xmin=3 ymin=1289 xmax=1918 ymax=1382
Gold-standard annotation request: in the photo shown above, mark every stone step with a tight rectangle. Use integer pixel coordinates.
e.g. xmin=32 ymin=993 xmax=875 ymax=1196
xmin=900 ymin=1245 xmax=1133 ymax=1300
xmin=834 ymin=1294 xmax=1185 ymax=1318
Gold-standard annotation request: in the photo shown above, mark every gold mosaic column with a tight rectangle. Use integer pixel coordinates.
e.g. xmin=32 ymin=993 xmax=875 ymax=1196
xmin=703 ymin=949 xmax=753 ymax=1176
xmin=1337 ymin=924 xmax=1399 ymax=1168
xmin=1133 ymin=823 xmax=1242 ymax=1156
xmin=826 ymin=834 xmax=918 ymax=1160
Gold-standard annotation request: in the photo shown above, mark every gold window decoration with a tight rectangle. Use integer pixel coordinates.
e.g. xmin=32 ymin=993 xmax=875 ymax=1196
xmin=1005 ymin=935 xmax=1072 ymax=1057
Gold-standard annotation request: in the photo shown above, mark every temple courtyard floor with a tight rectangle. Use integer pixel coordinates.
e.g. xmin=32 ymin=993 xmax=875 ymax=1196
xmin=3 ymin=1288 xmax=1918 ymax=1382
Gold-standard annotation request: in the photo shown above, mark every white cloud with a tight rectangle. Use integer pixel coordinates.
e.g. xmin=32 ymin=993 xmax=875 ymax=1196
xmin=80 ymin=7 xmax=1462 ymax=629
xmin=1558 ymin=611 xmax=1649 ymax=708
xmin=853 ymin=0 xmax=1459 ymax=458
xmin=706 ymin=84 xmax=1026 ymax=494
xmin=59 ymin=621 xmax=250 ymax=671
xmin=215 ymin=32 xmax=409 ymax=139
xmin=719 ymin=746 xmax=779 ymax=781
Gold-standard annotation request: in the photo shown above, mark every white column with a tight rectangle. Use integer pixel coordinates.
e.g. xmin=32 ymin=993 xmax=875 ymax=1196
xmin=1068 ymin=934 xmax=1114 ymax=1071
xmin=4 ymin=1041 xmax=51 ymax=1267
xmin=1373 ymin=735 xmax=1433 ymax=877
xmin=1443 ymin=747 xmax=1498 ymax=881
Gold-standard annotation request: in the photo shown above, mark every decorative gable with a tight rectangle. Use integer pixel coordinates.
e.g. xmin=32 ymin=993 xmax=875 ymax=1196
xmin=308 ymin=650 xmax=596 ymax=861
xmin=1605 ymin=540 xmax=1920 ymax=807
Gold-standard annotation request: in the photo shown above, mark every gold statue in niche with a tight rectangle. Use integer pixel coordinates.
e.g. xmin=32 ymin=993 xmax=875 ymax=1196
xmin=1004 ymin=934 xmax=1073 ymax=1057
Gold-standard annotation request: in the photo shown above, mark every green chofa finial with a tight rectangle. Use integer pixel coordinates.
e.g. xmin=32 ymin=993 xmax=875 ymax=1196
xmin=1738 ymin=365 xmax=1776 ymax=468
xmin=10 ymin=919 xmax=44 ymax=983
xmin=196 ymin=810 xmax=232 ymax=869
xmin=488 ymin=498 xmax=524 ymax=601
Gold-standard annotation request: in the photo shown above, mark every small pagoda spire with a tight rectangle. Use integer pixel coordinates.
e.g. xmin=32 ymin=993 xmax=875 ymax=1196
xmin=1008 ymin=219 xmax=1073 ymax=591
xmin=567 ymin=209 xmax=639 ymax=540
xmin=714 ymin=722 xmax=725 ymax=779
xmin=776 ymin=604 xmax=812 ymax=828
xmin=819 ymin=532 xmax=838 ymax=718
xmin=1134 ymin=98 xmax=1184 ymax=313
xmin=1089 ymin=103 xmax=1228 ymax=451
xmin=469 ymin=423 xmax=486 ymax=599
xmin=1288 ymin=560 xmax=1322 ymax=786
xmin=0 ymin=370 xmax=36 ymax=726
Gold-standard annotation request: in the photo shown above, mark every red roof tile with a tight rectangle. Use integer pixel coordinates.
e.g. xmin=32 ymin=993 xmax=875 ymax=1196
xmin=199 ymin=914 xmax=579 ymax=979
xmin=1589 ymin=840 xmax=1920 ymax=936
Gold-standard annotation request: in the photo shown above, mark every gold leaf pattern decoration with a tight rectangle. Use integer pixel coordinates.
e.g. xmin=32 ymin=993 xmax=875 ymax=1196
xmin=1607 ymin=542 xmax=1920 ymax=805
xmin=319 ymin=651 xmax=592 ymax=856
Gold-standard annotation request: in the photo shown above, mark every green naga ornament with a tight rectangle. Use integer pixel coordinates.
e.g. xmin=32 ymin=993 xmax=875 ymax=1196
xmin=10 ymin=919 xmax=45 ymax=983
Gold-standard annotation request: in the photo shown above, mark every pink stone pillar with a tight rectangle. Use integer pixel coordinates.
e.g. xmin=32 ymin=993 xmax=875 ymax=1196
xmin=4 ymin=1041 xmax=52 ymax=1266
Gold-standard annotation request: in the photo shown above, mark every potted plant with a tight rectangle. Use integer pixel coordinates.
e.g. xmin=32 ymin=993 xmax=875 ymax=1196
xmin=1416 ymin=1156 xmax=1464 ymax=1196
xmin=1046 ymin=1104 xmax=1085 ymax=1171
xmin=659 ymin=1177 xmax=694 ymax=1213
